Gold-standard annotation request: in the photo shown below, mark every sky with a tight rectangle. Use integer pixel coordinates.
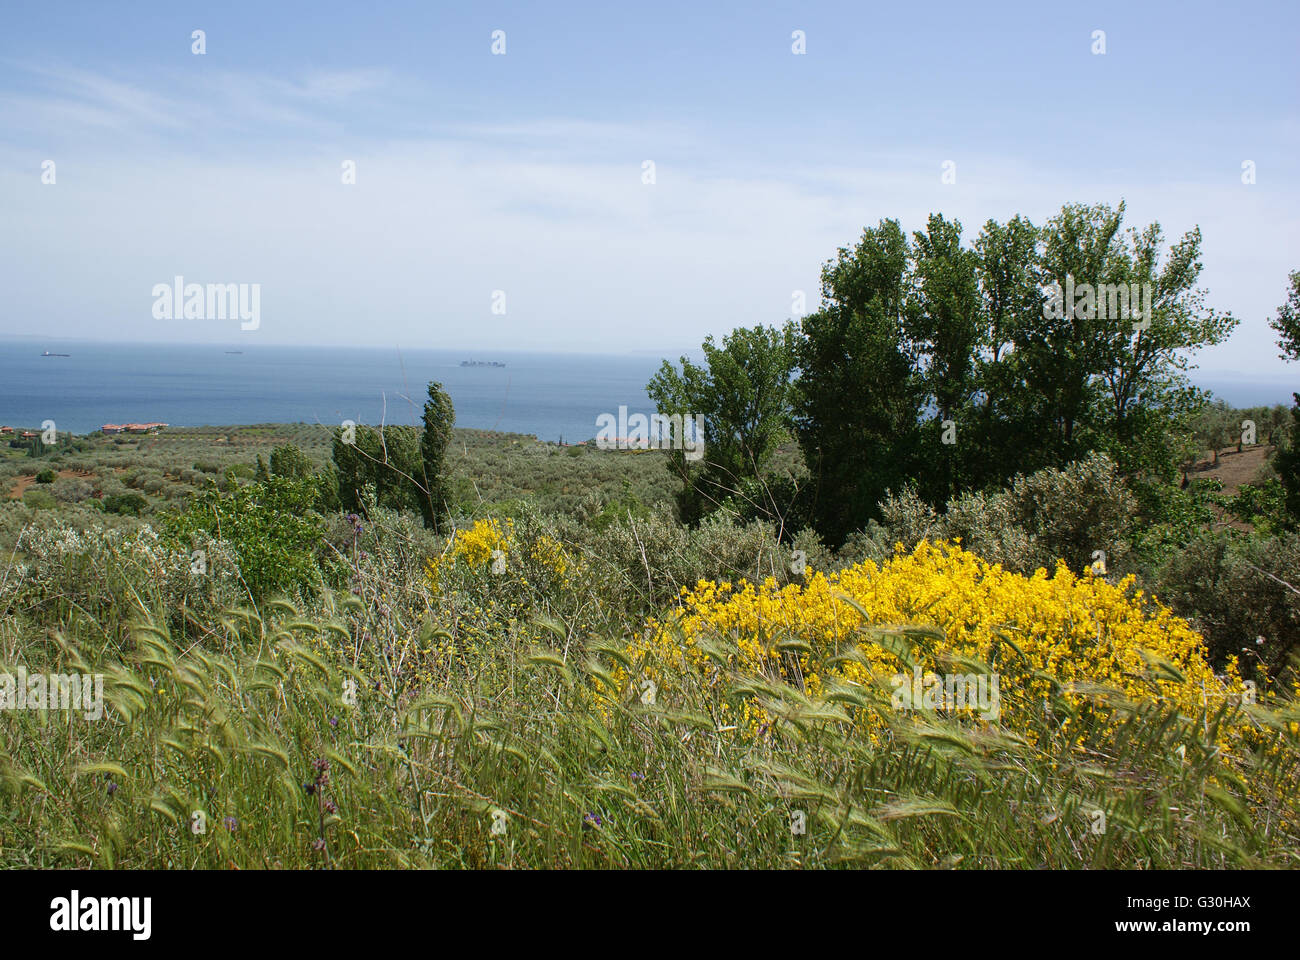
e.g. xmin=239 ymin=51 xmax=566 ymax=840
xmin=1 ymin=0 xmax=1297 ymax=378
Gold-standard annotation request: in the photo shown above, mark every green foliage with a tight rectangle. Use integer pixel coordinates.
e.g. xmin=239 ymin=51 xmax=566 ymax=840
xmin=163 ymin=475 xmax=334 ymax=600
xmin=269 ymin=442 xmax=314 ymax=479
xmin=332 ymin=424 xmax=422 ymax=517
xmin=1227 ymin=477 xmax=1292 ymax=535
xmin=102 ymin=492 xmax=149 ymax=517
xmin=21 ymin=488 xmax=57 ymax=511
xmin=1156 ymin=531 xmax=1300 ymax=675
xmin=876 ymin=453 xmax=1136 ymax=576
xmin=419 ymin=381 xmax=455 ymax=531
xmin=588 ymin=479 xmax=653 ymax=533
xmin=1270 ymin=269 xmax=1300 ymax=362
xmin=1127 ymin=477 xmax=1221 ymax=571
xmin=794 ymin=218 xmax=919 ymax=546
xmin=1276 ymin=397 xmax=1300 ymax=525
xmin=34 ymin=469 xmax=56 ymax=484
xmin=329 ymin=385 xmax=454 ymax=529
xmin=648 ymin=323 xmax=798 ymax=525
xmin=790 ymin=203 xmax=1238 ymax=547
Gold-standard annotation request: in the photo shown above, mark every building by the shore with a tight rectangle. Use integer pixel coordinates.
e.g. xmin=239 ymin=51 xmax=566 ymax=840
xmin=102 ymin=422 xmax=168 ymax=435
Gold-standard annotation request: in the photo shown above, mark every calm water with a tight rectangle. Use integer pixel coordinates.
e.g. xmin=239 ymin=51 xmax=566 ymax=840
xmin=0 ymin=339 xmax=1293 ymax=440
xmin=0 ymin=340 xmax=670 ymax=443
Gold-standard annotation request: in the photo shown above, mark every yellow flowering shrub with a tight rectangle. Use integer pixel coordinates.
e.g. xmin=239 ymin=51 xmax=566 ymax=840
xmin=425 ymin=518 xmax=513 ymax=585
xmin=627 ymin=540 xmax=1246 ymax=745
xmin=424 ymin=518 xmax=580 ymax=589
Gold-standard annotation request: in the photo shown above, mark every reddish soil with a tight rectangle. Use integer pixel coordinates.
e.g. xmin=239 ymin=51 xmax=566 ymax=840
xmin=6 ymin=469 xmax=96 ymax=500
xmin=1188 ymin=444 xmax=1276 ymax=532
xmin=1190 ymin=444 xmax=1274 ymax=498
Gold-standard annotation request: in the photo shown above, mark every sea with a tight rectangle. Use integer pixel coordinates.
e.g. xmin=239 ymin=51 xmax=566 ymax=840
xmin=0 ymin=340 xmax=669 ymax=443
xmin=0 ymin=339 xmax=1294 ymax=442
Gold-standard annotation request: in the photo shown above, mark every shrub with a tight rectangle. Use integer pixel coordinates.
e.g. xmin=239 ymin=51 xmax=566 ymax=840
xmin=51 ymin=477 xmax=95 ymax=504
xmin=1155 ymin=531 xmax=1300 ymax=675
xmin=34 ymin=469 xmax=56 ymax=484
xmin=332 ymin=424 xmax=422 ymax=517
xmin=419 ymin=381 xmax=455 ymax=531
xmin=164 ymin=475 xmax=337 ymax=600
xmin=21 ymin=489 xmax=57 ymax=511
xmin=6 ymin=521 xmax=242 ymax=635
xmin=269 ymin=442 xmax=314 ymax=478
xmin=103 ymin=492 xmax=149 ymax=516
xmin=1226 ymin=477 xmax=1291 ymax=535
xmin=876 ymin=453 xmax=1134 ymax=575
xmin=631 ymin=539 xmax=1241 ymax=745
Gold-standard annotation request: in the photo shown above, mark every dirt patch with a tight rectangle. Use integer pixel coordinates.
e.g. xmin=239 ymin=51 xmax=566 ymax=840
xmin=1190 ymin=444 xmax=1274 ymax=498
xmin=6 ymin=469 xmax=96 ymax=500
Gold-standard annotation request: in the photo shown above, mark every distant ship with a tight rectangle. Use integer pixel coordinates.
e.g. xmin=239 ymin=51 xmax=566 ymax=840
xmin=460 ymin=359 xmax=506 ymax=367
xmin=225 ymin=350 xmax=243 ymax=354
xmin=41 ymin=351 xmax=71 ymax=357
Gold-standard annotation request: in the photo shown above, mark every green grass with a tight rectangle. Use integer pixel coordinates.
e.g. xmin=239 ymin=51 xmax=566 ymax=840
xmin=0 ymin=425 xmax=1296 ymax=869
xmin=4 ymin=595 xmax=1294 ymax=869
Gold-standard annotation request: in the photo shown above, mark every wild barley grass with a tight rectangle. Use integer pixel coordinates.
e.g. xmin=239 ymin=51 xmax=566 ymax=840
xmin=1 ymin=510 xmax=1296 ymax=868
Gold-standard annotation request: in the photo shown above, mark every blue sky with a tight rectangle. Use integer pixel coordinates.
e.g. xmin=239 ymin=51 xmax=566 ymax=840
xmin=1 ymin=0 xmax=1297 ymax=378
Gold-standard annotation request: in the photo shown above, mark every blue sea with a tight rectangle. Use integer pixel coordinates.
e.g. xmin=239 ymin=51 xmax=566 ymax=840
xmin=0 ymin=340 xmax=670 ymax=443
xmin=0 ymin=339 xmax=1293 ymax=441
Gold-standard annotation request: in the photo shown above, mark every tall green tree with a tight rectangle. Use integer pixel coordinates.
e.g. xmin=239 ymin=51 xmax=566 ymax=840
xmin=906 ymin=214 xmax=982 ymax=504
xmin=971 ymin=215 xmax=1043 ymax=480
xmin=1090 ymin=217 xmax=1236 ymax=482
xmin=648 ymin=323 xmax=797 ymax=526
xmin=793 ymin=219 xmax=919 ymax=546
xmin=791 ymin=202 xmax=1238 ymax=548
xmin=1024 ymin=201 xmax=1126 ymax=461
xmin=419 ymin=381 xmax=456 ymax=530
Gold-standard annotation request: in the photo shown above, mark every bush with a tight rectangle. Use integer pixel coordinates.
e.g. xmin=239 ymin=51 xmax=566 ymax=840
xmin=35 ymin=469 xmax=57 ymax=484
xmin=332 ymin=424 xmax=422 ymax=518
xmin=269 ymin=442 xmax=314 ymax=479
xmin=51 ymin=477 xmax=95 ymax=503
xmin=103 ymin=492 xmax=149 ymax=516
xmin=21 ymin=489 xmax=57 ymax=511
xmin=1155 ymin=531 xmax=1300 ymax=675
xmin=1226 ymin=477 xmax=1291 ymax=535
xmin=6 ymin=521 xmax=243 ymax=637
xmin=876 ymin=453 xmax=1135 ymax=575
xmin=635 ymin=540 xmax=1238 ymax=742
xmin=164 ymin=475 xmax=337 ymax=600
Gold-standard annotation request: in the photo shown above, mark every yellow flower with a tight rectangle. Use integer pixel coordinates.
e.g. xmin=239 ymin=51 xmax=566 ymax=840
xmin=625 ymin=539 xmax=1244 ymax=748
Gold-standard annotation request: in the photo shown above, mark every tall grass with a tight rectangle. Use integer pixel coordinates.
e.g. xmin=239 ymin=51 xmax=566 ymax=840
xmin=2 ymin=572 xmax=1295 ymax=868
